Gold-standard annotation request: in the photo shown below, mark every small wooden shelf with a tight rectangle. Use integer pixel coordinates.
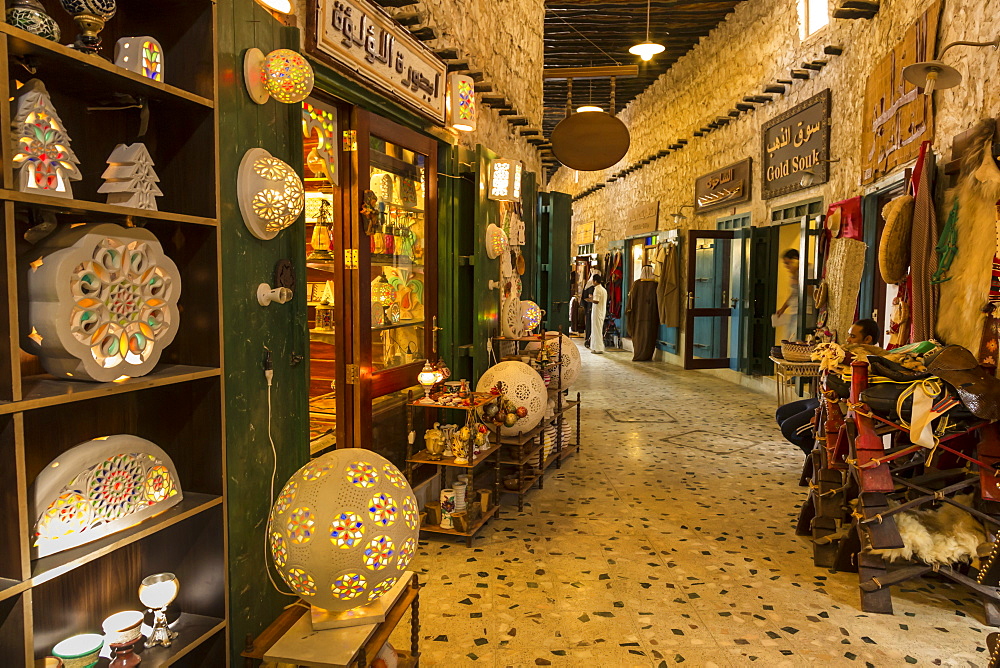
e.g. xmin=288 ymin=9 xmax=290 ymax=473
xmin=498 ymin=421 xmax=547 ymax=446
xmin=408 ymin=392 xmax=496 ymax=410
xmin=29 ymin=493 xmax=222 ymax=588
xmin=420 ymin=503 xmax=499 ymax=537
xmin=407 ymin=439 xmax=502 ymax=469
xmin=140 ymin=613 xmax=226 ymax=667
xmin=0 ymin=365 xmax=222 ymax=415
xmin=0 ymin=23 xmax=214 ymax=108
xmin=371 ymin=258 xmax=423 ymax=268
xmin=502 ymin=472 xmax=541 ymax=496
xmin=0 ymin=577 xmax=28 ymax=603
xmin=500 ymin=438 xmax=545 ymax=466
xmin=0 ymin=189 xmax=218 ymax=226
xmin=555 ymin=399 xmax=580 ymax=416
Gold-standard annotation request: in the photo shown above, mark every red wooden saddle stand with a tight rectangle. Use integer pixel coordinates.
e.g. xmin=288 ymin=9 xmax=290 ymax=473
xmin=797 ymin=359 xmax=1000 ymax=622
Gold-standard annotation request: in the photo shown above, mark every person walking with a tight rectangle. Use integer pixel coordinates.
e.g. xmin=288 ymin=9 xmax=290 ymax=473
xmin=588 ymin=275 xmax=608 ymax=354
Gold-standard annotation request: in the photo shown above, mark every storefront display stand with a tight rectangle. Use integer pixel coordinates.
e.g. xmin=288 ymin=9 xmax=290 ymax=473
xmin=555 ymin=392 xmax=582 ymax=469
xmin=769 ymin=356 xmax=822 ymax=405
xmin=499 ymin=426 xmax=547 ymax=512
xmin=242 ymin=572 xmax=420 ymax=668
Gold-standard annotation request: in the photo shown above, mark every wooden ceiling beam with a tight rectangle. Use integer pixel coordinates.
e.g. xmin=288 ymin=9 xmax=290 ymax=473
xmin=543 ymin=65 xmax=640 ymax=79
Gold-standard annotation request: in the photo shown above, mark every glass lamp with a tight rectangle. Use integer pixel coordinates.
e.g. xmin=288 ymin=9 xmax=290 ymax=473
xmin=417 ymin=360 xmax=437 ymax=399
xmin=138 ymin=572 xmax=179 ymax=648
xmin=245 ymin=48 xmax=315 ymax=105
xmin=6 ymin=0 xmax=61 ymax=41
xmin=58 ymin=0 xmax=116 ymax=55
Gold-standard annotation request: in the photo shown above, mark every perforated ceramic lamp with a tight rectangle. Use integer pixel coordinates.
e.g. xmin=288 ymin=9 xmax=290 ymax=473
xmin=114 ymin=37 xmax=164 ymax=82
xmin=476 ymin=361 xmax=547 ymax=436
xmin=237 ymin=148 xmax=305 ymax=240
xmin=527 ymin=332 xmax=581 ymax=389
xmin=485 ymin=223 xmax=509 ymax=260
xmin=488 ymin=159 xmax=522 ymax=202
xmin=245 ymin=48 xmax=315 ymax=105
xmin=268 ymin=449 xmax=419 ymax=629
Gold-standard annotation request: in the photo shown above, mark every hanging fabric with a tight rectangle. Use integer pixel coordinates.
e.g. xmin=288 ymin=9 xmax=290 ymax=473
xmin=909 ymin=141 xmax=939 ymax=343
xmin=626 ymin=275 xmax=659 ymax=361
xmin=657 ymin=242 xmax=681 ymax=327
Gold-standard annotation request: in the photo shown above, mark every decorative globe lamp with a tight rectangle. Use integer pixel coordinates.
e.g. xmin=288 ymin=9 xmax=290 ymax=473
xmin=6 ymin=0 xmax=61 ymax=41
xmin=519 ymin=301 xmax=543 ymax=333
xmin=245 ymin=48 xmax=315 ymax=105
xmin=268 ymin=449 xmax=420 ymax=629
xmin=138 ymin=572 xmax=179 ymax=648
xmin=417 ymin=359 xmax=437 ymax=400
xmin=476 ymin=361 xmax=547 ymax=436
xmin=59 ymin=0 xmax=116 ymax=55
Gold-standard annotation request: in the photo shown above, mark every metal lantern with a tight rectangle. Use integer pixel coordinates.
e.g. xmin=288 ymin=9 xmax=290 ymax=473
xmin=267 ymin=449 xmax=419 ymax=629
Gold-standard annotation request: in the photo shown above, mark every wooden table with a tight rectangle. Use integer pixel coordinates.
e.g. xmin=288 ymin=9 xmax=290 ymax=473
xmin=241 ymin=572 xmax=419 ymax=667
xmin=770 ymin=356 xmax=822 ymax=405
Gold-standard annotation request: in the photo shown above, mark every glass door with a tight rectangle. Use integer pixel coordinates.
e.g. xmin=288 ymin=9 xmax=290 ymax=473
xmin=684 ymin=230 xmax=735 ymax=369
xmin=353 ymin=111 xmax=438 ymax=438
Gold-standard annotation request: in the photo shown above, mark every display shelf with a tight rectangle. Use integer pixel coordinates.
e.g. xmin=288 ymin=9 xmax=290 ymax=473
xmin=29 ymin=493 xmax=222 ymax=588
xmin=139 ymin=613 xmax=226 ymax=666
xmin=497 ymin=421 xmax=547 ymax=446
xmin=0 ymin=189 xmax=218 ymax=227
xmin=0 ymin=577 xmax=27 ymax=603
xmin=502 ymin=472 xmax=541 ymax=496
xmin=554 ymin=399 xmax=580 ymax=417
xmin=419 ymin=503 xmax=499 ymax=538
xmin=407 ymin=439 xmax=502 ymax=469
xmin=0 ymin=365 xmax=221 ymax=415
xmin=306 ymin=261 xmax=336 ymax=273
xmin=0 ymin=23 xmax=214 ymax=109
xmin=559 ymin=442 xmax=579 ymax=462
xmin=500 ymin=438 xmax=544 ymax=466
xmin=408 ymin=392 xmax=496 ymax=410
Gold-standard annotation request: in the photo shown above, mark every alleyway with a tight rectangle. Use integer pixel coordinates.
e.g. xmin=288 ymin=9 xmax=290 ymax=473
xmin=394 ymin=342 xmax=989 ymax=666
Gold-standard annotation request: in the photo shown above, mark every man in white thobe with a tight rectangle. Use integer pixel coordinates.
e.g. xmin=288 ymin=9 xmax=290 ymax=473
xmin=587 ymin=275 xmax=608 ymax=354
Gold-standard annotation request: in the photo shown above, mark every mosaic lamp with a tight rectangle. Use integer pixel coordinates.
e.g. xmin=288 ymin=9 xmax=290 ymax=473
xmin=138 ymin=572 xmax=179 ymax=648
xmin=488 ymin=158 xmax=522 ymax=202
xmin=268 ymin=449 xmax=420 ymax=630
xmin=59 ymin=0 xmax=116 ymax=55
xmin=238 ymin=148 xmax=305 ymax=240
xmin=446 ymin=73 xmax=476 ymax=132
xmin=519 ymin=300 xmax=543 ymax=333
xmin=245 ymin=48 xmax=315 ymax=105
xmin=6 ymin=0 xmax=61 ymax=41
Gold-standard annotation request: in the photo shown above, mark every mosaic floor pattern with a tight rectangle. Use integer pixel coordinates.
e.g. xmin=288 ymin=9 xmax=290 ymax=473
xmin=391 ymin=342 xmax=990 ymax=667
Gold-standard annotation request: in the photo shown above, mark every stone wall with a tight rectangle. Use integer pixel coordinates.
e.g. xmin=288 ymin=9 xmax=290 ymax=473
xmin=296 ymin=0 xmax=545 ymax=172
xmin=551 ymin=0 xmax=1000 ymax=246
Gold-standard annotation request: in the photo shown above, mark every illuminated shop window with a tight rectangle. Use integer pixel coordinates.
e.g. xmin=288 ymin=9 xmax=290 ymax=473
xmin=798 ymin=0 xmax=829 ymax=39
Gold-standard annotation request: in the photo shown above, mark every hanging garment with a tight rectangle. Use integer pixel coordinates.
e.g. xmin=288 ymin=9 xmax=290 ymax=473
xmin=910 ymin=141 xmax=939 ymax=343
xmin=591 ymin=284 xmax=608 ymax=353
xmin=657 ymin=243 xmax=681 ymax=327
xmin=608 ymin=251 xmax=624 ymax=319
xmin=826 ymin=197 xmax=864 ymax=241
xmin=626 ymin=279 xmax=659 ymax=361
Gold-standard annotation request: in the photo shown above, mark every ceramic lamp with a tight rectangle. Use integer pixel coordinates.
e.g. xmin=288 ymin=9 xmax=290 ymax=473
xmin=59 ymin=0 xmax=116 ymax=55
xmin=114 ymin=37 xmax=164 ymax=82
xmin=446 ymin=73 xmax=476 ymax=132
xmin=245 ymin=48 xmax=315 ymax=105
xmin=519 ymin=301 xmax=543 ymax=332
xmin=485 ymin=224 xmax=509 ymax=260
xmin=237 ymin=148 xmax=305 ymax=240
xmin=488 ymin=159 xmax=522 ymax=202
xmin=101 ymin=611 xmax=144 ymax=645
xmin=138 ymin=572 xmax=179 ymax=648
xmin=6 ymin=0 xmax=61 ymax=41
xmin=267 ymin=449 xmax=419 ymax=630
xmin=476 ymin=361 xmax=547 ymax=436
xmin=52 ymin=633 xmax=103 ymax=668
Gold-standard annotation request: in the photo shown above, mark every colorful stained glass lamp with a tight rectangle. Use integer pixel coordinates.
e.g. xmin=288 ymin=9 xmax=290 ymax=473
xmin=30 ymin=435 xmax=183 ymax=559
xmin=245 ymin=48 xmax=314 ymax=105
xmin=447 ymin=73 xmax=476 ymax=132
xmin=267 ymin=449 xmax=420 ymax=630
xmin=114 ymin=37 xmax=164 ymax=82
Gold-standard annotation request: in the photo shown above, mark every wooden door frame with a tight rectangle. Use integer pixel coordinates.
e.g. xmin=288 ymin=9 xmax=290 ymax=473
xmin=684 ymin=230 xmax=735 ymax=370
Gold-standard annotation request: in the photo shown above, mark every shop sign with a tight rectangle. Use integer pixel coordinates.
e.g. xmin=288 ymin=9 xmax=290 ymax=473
xmin=309 ymin=0 xmax=447 ymax=124
xmin=860 ymin=2 xmax=939 ymax=185
xmin=694 ymin=158 xmax=752 ymax=213
xmin=574 ymin=220 xmax=595 ymax=247
xmin=761 ymin=90 xmax=831 ymax=199
xmin=624 ymin=201 xmax=659 ymax=237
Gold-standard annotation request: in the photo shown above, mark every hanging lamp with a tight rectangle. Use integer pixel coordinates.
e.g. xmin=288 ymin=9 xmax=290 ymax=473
xmin=629 ymin=0 xmax=665 ymax=61
xmin=551 ymin=76 xmax=630 ymax=171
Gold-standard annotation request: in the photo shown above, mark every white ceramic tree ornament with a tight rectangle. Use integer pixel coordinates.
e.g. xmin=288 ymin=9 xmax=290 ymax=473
xmin=98 ymin=143 xmax=163 ymax=210
xmin=238 ymin=148 xmax=305 ymax=240
xmin=114 ymin=36 xmax=164 ymax=81
xmin=11 ymin=79 xmax=82 ymax=199
xmin=21 ymin=223 xmax=181 ymax=382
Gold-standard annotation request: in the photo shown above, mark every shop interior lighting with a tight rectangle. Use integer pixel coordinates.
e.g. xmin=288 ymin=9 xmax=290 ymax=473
xmin=629 ymin=0 xmax=666 ymax=61
xmin=902 ymin=36 xmax=999 ymax=95
xmin=799 ymin=158 xmax=840 ymax=188
xmin=255 ymin=0 xmax=294 ymax=13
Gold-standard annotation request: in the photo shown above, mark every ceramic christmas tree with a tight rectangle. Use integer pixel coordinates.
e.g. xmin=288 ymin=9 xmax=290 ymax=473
xmin=11 ymin=79 xmax=82 ymax=199
xmin=98 ymin=143 xmax=163 ymax=210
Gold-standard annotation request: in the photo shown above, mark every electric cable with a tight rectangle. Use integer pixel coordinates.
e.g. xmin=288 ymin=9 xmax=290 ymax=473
xmin=261 ymin=346 xmax=296 ymax=597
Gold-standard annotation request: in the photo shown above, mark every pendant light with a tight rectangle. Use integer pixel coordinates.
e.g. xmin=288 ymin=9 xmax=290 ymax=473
xmin=255 ymin=0 xmax=294 ymax=13
xmin=629 ymin=0 xmax=665 ymax=61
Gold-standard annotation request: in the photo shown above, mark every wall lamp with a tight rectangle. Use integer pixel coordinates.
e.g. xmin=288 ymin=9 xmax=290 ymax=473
xmin=902 ymin=35 xmax=1000 ymax=95
xmin=667 ymin=204 xmax=695 ymax=225
xmin=255 ymin=0 xmax=294 ymax=13
xmin=799 ymin=158 xmax=841 ymax=188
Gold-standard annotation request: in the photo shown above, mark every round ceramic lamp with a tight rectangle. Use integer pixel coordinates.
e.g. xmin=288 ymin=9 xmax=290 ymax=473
xmin=476 ymin=361 xmax=547 ymax=435
xmin=526 ymin=332 xmax=581 ymax=389
xmin=268 ymin=449 xmax=419 ymax=626
xmin=519 ymin=301 xmax=543 ymax=333
xmin=245 ymin=48 xmax=315 ymax=105
xmin=237 ymin=148 xmax=305 ymax=240
xmin=486 ymin=223 xmax=509 ymax=260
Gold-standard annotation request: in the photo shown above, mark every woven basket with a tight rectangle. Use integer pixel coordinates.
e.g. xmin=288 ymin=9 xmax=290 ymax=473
xmin=770 ymin=346 xmax=783 ymax=360
xmin=781 ymin=340 xmax=816 ymax=363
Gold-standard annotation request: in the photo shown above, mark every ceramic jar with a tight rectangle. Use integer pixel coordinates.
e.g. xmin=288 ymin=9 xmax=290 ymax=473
xmin=439 ymin=488 xmax=455 ymax=529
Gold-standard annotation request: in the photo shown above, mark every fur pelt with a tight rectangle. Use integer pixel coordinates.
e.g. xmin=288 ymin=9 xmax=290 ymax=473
xmin=870 ymin=493 xmax=988 ymax=566
xmin=936 ymin=120 xmax=1000 ymax=352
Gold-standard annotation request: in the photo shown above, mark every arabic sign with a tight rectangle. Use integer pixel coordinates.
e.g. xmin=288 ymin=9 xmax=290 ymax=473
xmin=308 ymin=0 xmax=447 ymax=123
xmin=624 ymin=201 xmax=659 ymax=237
xmin=574 ymin=220 xmax=595 ymax=247
xmin=860 ymin=3 xmax=939 ymax=185
xmin=694 ymin=158 xmax=752 ymax=213
xmin=761 ymin=90 xmax=831 ymax=199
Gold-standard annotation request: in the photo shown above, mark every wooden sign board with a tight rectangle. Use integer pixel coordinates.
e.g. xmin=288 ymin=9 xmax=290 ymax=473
xmin=695 ymin=158 xmax=752 ymax=213
xmin=308 ymin=0 xmax=447 ymax=124
xmin=624 ymin=201 xmax=659 ymax=237
xmin=761 ymin=90 xmax=831 ymax=199
xmin=574 ymin=220 xmax=595 ymax=247
xmin=860 ymin=2 xmax=939 ymax=185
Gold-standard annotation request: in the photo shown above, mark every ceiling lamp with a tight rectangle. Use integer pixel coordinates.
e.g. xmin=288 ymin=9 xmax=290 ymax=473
xmin=629 ymin=0 xmax=666 ymax=61
xmin=255 ymin=0 xmax=294 ymax=13
xmin=576 ymin=105 xmax=603 ymax=113
xmin=902 ymin=36 xmax=999 ymax=95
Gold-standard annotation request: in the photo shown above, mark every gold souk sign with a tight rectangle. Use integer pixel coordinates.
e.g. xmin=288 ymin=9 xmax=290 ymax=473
xmin=761 ymin=90 xmax=831 ymax=199
xmin=308 ymin=0 xmax=447 ymax=123
xmin=694 ymin=158 xmax=751 ymax=213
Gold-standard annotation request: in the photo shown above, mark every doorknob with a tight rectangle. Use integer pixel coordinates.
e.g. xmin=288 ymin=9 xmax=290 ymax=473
xmin=731 ymin=298 xmax=739 ymax=308
xmin=687 ymin=292 xmax=694 ymax=309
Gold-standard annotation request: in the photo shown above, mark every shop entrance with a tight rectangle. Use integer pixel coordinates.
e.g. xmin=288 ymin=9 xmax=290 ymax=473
xmin=684 ymin=230 xmax=735 ymax=369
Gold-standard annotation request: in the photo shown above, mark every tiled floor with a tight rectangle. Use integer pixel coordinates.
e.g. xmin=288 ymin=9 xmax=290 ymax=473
xmin=391 ymin=342 xmax=991 ymax=666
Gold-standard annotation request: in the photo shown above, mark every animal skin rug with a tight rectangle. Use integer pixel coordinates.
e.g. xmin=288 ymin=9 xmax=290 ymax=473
xmin=871 ymin=493 xmax=988 ymax=566
xmin=936 ymin=120 xmax=1000 ymax=352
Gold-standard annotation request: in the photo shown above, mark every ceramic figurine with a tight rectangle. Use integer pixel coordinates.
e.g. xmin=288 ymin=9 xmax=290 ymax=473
xmin=452 ymin=433 xmax=469 ymax=465
xmin=424 ymin=424 xmax=444 ymax=460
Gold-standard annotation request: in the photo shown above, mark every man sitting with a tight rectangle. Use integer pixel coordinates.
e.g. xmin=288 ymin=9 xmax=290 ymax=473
xmin=775 ymin=319 xmax=880 ymax=454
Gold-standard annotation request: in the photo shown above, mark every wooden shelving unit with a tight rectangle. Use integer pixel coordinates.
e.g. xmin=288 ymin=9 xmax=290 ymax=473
xmin=0 ymin=2 xmax=225 ymax=664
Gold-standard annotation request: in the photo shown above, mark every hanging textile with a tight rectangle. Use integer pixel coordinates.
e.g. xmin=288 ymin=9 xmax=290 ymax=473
xmin=909 ymin=141 xmax=939 ymax=343
xmin=826 ymin=237 xmax=868 ymax=342
xmin=657 ymin=243 xmax=681 ymax=327
xmin=608 ymin=251 xmax=624 ymax=319
xmin=626 ymin=278 xmax=659 ymax=361
xmin=826 ymin=197 xmax=864 ymax=241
